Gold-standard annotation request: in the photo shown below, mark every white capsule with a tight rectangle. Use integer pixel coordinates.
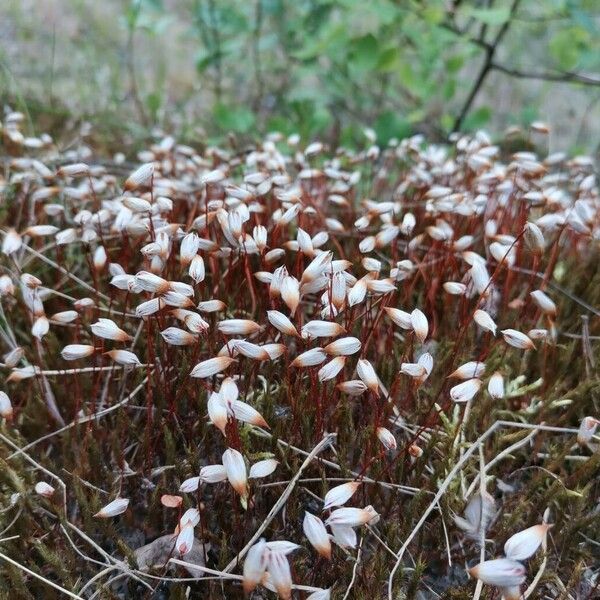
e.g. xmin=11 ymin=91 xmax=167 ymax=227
xmin=0 ymin=391 xmax=13 ymax=419
xmin=301 ymin=320 xmax=345 ymax=340
xmin=356 ymin=359 xmax=379 ymax=395
xmin=325 ymin=505 xmax=379 ymax=527
xmin=34 ymin=482 xmax=56 ymax=498
xmin=124 ymin=162 xmax=154 ymax=191
xmin=504 ymin=523 xmax=551 ymax=561
xmin=330 ymin=524 xmax=357 ymax=548
xmin=303 ymin=512 xmax=331 ymax=560
xmin=180 ymin=233 xmax=200 ymax=265
xmin=197 ymin=299 xmax=226 ymax=313
xmin=291 ymin=348 xmax=327 ymax=368
xmin=323 ymin=481 xmax=360 ymax=510
xmin=267 ymin=310 xmax=299 ymax=337
xmin=468 ymin=558 xmax=526 ymax=587
xmin=530 ymin=290 xmax=557 ymax=316
xmin=323 ymin=337 xmax=361 ymax=356
xmin=243 ymin=539 xmax=268 ymax=596
xmin=190 ymin=356 xmax=236 ymax=378
xmin=51 ymin=310 xmax=79 ymax=324
xmin=222 ymin=448 xmax=248 ymax=498
xmin=267 ymin=551 xmax=292 ymax=600
xmin=281 ymin=276 xmax=300 ymax=315
xmin=161 ymin=327 xmax=198 ymax=346
xmin=175 ymin=524 xmax=195 ymax=556
xmin=473 ymin=309 xmax=497 ymax=336
xmin=450 ymin=379 xmax=482 ymax=403
xmin=61 ymin=344 xmax=95 ymax=361
xmin=94 ymin=497 xmax=129 ymax=518
xmin=450 ymin=361 xmax=486 ymax=379
xmin=317 ymin=357 xmax=346 ymax=382
xmin=136 ymin=297 xmax=166 ymax=317
xmin=2 ymin=229 xmax=23 ymax=256
xmin=218 ymin=319 xmax=261 ymax=336
xmin=105 ymin=350 xmax=142 ymax=366
xmin=501 ymin=329 xmax=535 ymax=350
xmin=249 ymin=459 xmax=278 ymax=479
xmin=91 ymin=318 xmax=132 ymax=342
xmin=384 ymin=309 xmax=411 ymax=333
xmin=376 ymin=427 xmax=397 ymax=450
xmin=336 ymin=380 xmax=367 ymax=396
xmin=32 ymin=316 xmax=50 ymax=340
xmin=443 ymin=281 xmax=467 ymax=296
xmin=488 ymin=372 xmax=504 ymax=399
xmin=199 ymin=464 xmax=228 ymax=484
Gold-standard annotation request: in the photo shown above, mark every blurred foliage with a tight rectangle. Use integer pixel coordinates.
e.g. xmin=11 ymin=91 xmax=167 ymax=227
xmin=1 ymin=0 xmax=600 ymax=146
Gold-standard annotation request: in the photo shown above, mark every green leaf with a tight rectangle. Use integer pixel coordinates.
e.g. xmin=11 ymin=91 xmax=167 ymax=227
xmin=374 ymin=111 xmax=411 ymax=145
xmin=464 ymin=106 xmax=492 ymax=130
xmin=549 ymin=27 xmax=590 ymax=70
xmin=213 ymin=104 xmax=256 ymax=133
xmin=463 ymin=6 xmax=511 ymax=25
xmin=376 ymin=47 xmax=400 ymax=72
xmin=350 ymin=34 xmax=380 ymax=72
